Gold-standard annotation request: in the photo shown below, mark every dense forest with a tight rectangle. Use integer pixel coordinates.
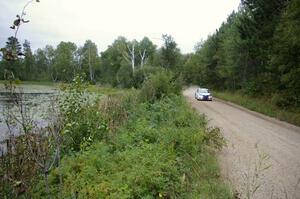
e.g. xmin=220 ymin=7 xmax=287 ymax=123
xmin=184 ymin=0 xmax=300 ymax=107
xmin=1 ymin=0 xmax=299 ymax=107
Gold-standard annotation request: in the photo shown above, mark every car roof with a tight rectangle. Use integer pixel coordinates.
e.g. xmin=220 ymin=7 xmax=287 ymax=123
xmin=197 ymin=88 xmax=209 ymax=92
xmin=197 ymin=87 xmax=208 ymax=90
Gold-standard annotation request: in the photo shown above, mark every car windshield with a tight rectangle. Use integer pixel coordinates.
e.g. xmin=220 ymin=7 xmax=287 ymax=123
xmin=198 ymin=89 xmax=209 ymax=93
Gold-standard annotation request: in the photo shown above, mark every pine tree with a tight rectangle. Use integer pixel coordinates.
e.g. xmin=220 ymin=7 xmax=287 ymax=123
xmin=3 ymin=37 xmax=23 ymax=78
xmin=270 ymin=0 xmax=300 ymax=107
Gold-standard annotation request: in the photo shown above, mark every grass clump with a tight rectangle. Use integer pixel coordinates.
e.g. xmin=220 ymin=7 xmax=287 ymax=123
xmin=213 ymin=90 xmax=300 ymax=126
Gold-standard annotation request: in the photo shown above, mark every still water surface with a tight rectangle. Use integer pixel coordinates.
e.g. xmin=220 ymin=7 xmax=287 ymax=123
xmin=0 ymin=84 xmax=58 ymax=145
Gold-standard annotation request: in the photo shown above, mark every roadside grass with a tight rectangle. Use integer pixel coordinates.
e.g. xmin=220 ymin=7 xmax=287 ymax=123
xmin=32 ymin=93 xmax=232 ymax=198
xmin=213 ymin=90 xmax=300 ymax=127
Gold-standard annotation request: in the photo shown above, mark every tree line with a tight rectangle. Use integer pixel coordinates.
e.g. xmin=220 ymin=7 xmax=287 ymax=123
xmin=183 ymin=0 xmax=300 ymax=107
xmin=1 ymin=0 xmax=299 ymax=107
xmin=0 ymin=35 xmax=183 ymax=87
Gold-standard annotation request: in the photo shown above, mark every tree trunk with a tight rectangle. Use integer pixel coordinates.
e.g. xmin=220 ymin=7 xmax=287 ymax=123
xmin=127 ymin=44 xmax=135 ymax=73
xmin=88 ymin=45 xmax=94 ymax=82
xmin=139 ymin=49 xmax=146 ymax=69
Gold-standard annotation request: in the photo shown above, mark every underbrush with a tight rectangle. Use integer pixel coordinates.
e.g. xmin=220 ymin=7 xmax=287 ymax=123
xmin=33 ymin=94 xmax=231 ymax=198
xmin=213 ymin=91 xmax=300 ymax=126
xmin=1 ymin=74 xmax=231 ymax=198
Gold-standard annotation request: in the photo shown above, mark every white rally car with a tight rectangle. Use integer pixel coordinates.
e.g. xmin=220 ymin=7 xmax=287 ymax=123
xmin=195 ymin=88 xmax=212 ymax=101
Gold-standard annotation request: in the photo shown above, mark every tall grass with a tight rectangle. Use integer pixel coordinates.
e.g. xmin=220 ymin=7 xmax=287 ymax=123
xmin=213 ymin=91 xmax=300 ymax=126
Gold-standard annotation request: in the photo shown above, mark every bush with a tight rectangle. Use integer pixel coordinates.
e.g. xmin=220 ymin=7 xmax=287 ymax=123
xmin=116 ymin=64 xmax=133 ymax=88
xmin=139 ymin=70 xmax=182 ymax=102
xmin=59 ymin=75 xmax=107 ymax=152
xmin=132 ymin=66 xmax=165 ymax=88
xmin=242 ymin=79 xmax=264 ymax=96
xmin=271 ymin=91 xmax=300 ymax=108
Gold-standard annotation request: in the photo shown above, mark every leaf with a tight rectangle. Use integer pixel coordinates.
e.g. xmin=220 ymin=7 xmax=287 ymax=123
xmin=18 ymin=52 xmax=25 ymax=56
xmin=13 ymin=18 xmax=21 ymax=26
xmin=22 ymin=19 xmax=30 ymax=23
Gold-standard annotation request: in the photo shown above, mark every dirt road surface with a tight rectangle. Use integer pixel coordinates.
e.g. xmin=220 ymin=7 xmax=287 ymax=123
xmin=184 ymin=87 xmax=300 ymax=199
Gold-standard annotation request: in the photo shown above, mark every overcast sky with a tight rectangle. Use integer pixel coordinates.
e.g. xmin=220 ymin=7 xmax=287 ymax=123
xmin=0 ymin=0 xmax=240 ymax=54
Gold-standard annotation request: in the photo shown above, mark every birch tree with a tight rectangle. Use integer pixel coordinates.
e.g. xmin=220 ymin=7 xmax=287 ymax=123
xmin=138 ymin=37 xmax=156 ymax=68
xmin=80 ymin=40 xmax=99 ymax=82
xmin=127 ymin=42 xmax=136 ymax=72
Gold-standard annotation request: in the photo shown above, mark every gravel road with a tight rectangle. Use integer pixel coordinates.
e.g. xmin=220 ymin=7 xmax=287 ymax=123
xmin=184 ymin=87 xmax=300 ymax=199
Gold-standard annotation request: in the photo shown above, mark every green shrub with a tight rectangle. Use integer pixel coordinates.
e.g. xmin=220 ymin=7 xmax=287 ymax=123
xmin=139 ymin=71 xmax=182 ymax=102
xmin=59 ymin=74 xmax=107 ymax=152
xmin=116 ymin=64 xmax=133 ymax=88
xmin=132 ymin=66 xmax=165 ymax=88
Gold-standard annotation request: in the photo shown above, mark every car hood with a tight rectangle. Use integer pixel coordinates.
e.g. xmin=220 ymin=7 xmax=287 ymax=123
xmin=198 ymin=93 xmax=211 ymax=96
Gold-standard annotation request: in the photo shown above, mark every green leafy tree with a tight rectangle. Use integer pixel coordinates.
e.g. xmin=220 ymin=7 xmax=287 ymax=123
xmin=137 ymin=37 xmax=156 ymax=68
xmin=79 ymin=40 xmax=100 ymax=82
xmin=22 ymin=40 xmax=35 ymax=80
xmin=34 ymin=48 xmax=50 ymax=80
xmin=44 ymin=45 xmax=56 ymax=81
xmin=100 ymin=37 xmax=129 ymax=86
xmin=160 ymin=34 xmax=181 ymax=71
xmin=53 ymin=41 xmax=77 ymax=81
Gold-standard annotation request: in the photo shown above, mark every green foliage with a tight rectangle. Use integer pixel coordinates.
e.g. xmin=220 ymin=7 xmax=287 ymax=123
xmin=0 ymin=135 xmax=41 ymax=198
xmin=1 ymin=37 xmax=23 ymax=78
xmin=137 ymin=37 xmax=157 ymax=67
xmin=98 ymin=36 xmax=159 ymax=88
xmin=160 ymin=34 xmax=181 ymax=71
xmin=22 ymin=40 xmax=35 ymax=80
xmin=183 ymin=0 xmax=300 ymax=110
xmin=59 ymin=74 xmax=105 ymax=152
xmin=34 ymin=48 xmax=51 ymax=80
xmin=100 ymin=91 xmax=138 ymax=135
xmin=0 ymin=35 xmax=184 ymax=90
xmin=214 ymin=90 xmax=300 ymax=126
xmin=269 ymin=0 xmax=300 ymax=107
xmin=99 ymin=37 xmax=127 ymax=86
xmin=34 ymin=95 xmax=231 ymax=198
xmin=52 ymin=41 xmax=77 ymax=82
xmin=139 ymin=71 xmax=182 ymax=102
xmin=116 ymin=64 xmax=133 ymax=88
xmin=132 ymin=66 xmax=165 ymax=88
xmin=78 ymin=40 xmax=100 ymax=83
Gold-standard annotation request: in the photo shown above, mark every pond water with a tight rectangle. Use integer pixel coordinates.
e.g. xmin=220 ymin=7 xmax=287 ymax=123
xmin=0 ymin=84 xmax=59 ymax=147
xmin=0 ymin=84 xmax=101 ymax=155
